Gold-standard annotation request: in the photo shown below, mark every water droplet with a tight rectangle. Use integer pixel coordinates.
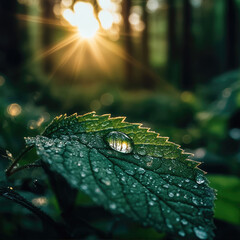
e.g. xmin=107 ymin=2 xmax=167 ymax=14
xmin=133 ymin=154 xmax=140 ymax=159
xmin=168 ymin=192 xmax=174 ymax=197
xmin=125 ymin=169 xmax=134 ymax=175
xmin=151 ymin=196 xmax=157 ymax=201
xmin=181 ymin=219 xmax=188 ymax=225
xmin=196 ymin=174 xmax=205 ymax=184
xmin=57 ymin=141 xmax=64 ymax=148
xmin=93 ymin=167 xmax=99 ymax=172
xmin=106 ymin=168 xmax=113 ymax=174
xmin=178 ymin=230 xmax=185 ymax=237
xmin=101 ymin=178 xmax=111 ymax=186
xmin=163 ymin=184 xmax=169 ymax=188
xmin=192 ymin=197 xmax=199 ymax=205
xmin=193 ymin=226 xmax=208 ymax=239
xmin=105 ymin=131 xmax=133 ymax=153
xmin=185 ymin=179 xmax=190 ymax=183
xmin=109 ymin=203 xmax=117 ymax=210
xmin=81 ymin=172 xmax=86 ymax=177
xmin=137 ymin=167 xmax=145 ymax=174
xmin=95 ymin=188 xmax=101 ymax=193
xmin=166 ymin=219 xmax=173 ymax=229
xmin=137 ymin=146 xmax=146 ymax=156
xmin=149 ymin=201 xmax=155 ymax=206
xmin=79 ymin=151 xmax=84 ymax=158
xmin=111 ymin=190 xmax=117 ymax=196
xmin=121 ymin=176 xmax=126 ymax=182
xmin=25 ymin=137 xmax=36 ymax=145
xmin=80 ymin=184 xmax=88 ymax=191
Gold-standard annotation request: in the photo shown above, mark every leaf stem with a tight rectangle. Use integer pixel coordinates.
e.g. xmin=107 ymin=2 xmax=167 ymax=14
xmin=5 ymin=145 xmax=34 ymax=177
xmin=0 ymin=187 xmax=69 ymax=238
xmin=7 ymin=163 xmax=42 ymax=176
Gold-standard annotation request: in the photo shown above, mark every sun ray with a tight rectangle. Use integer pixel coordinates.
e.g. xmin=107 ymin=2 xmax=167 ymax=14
xmin=49 ymin=37 xmax=82 ymax=80
xmin=38 ymin=33 xmax=79 ymax=60
xmin=87 ymin=37 xmax=110 ymax=74
xmin=17 ymin=14 xmax=69 ymax=28
xmin=96 ymin=35 xmax=175 ymax=91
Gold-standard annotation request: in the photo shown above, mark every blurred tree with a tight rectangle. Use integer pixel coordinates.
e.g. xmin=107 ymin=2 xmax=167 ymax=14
xmin=122 ymin=0 xmax=134 ymax=88
xmin=40 ymin=0 xmax=55 ymax=73
xmin=167 ymin=0 xmax=180 ymax=87
xmin=0 ymin=1 xmax=22 ymax=78
xmin=225 ymin=0 xmax=239 ymax=71
xmin=141 ymin=1 xmax=155 ymax=89
xmin=182 ymin=0 xmax=193 ymax=89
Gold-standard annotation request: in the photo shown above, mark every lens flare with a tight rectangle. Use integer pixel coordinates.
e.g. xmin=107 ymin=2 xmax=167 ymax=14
xmin=97 ymin=0 xmax=112 ymax=10
xmin=63 ymin=1 xmax=99 ymax=39
xmin=98 ymin=10 xmax=114 ymax=30
xmin=63 ymin=9 xmax=76 ymax=26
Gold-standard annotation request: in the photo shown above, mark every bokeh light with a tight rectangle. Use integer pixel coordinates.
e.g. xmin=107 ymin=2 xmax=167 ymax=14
xmin=100 ymin=93 xmax=114 ymax=106
xmin=97 ymin=0 xmax=112 ymax=10
xmin=99 ymin=10 xmax=114 ymax=30
xmin=61 ymin=0 xmax=73 ymax=8
xmin=32 ymin=197 xmax=48 ymax=207
xmin=0 ymin=76 xmax=5 ymax=86
xmin=7 ymin=103 xmax=22 ymax=117
xmin=90 ymin=100 xmax=101 ymax=111
xmin=147 ymin=0 xmax=160 ymax=12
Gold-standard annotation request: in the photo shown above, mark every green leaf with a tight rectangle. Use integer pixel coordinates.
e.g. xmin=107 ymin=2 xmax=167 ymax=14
xmin=208 ymin=175 xmax=240 ymax=225
xmin=26 ymin=112 xmax=215 ymax=239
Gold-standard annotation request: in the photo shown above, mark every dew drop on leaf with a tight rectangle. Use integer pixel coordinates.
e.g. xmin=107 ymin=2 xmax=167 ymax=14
xmin=149 ymin=201 xmax=155 ymax=206
xmin=181 ymin=219 xmax=188 ymax=225
xmin=109 ymin=203 xmax=117 ymax=210
xmin=178 ymin=230 xmax=186 ymax=237
xmin=196 ymin=174 xmax=205 ymax=184
xmin=105 ymin=131 xmax=133 ymax=153
xmin=193 ymin=226 xmax=208 ymax=239
xmin=168 ymin=192 xmax=174 ymax=197
xmin=137 ymin=146 xmax=147 ymax=155
xmin=125 ymin=169 xmax=134 ymax=175
xmin=137 ymin=167 xmax=145 ymax=174
xmin=163 ymin=184 xmax=169 ymax=189
xmin=101 ymin=178 xmax=111 ymax=186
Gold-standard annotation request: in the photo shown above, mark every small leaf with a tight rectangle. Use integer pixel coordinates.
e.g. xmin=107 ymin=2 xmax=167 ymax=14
xmin=26 ymin=112 xmax=215 ymax=239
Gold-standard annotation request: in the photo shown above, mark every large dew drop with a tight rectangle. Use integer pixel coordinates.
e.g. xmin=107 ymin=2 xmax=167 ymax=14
xmin=196 ymin=174 xmax=205 ymax=184
xmin=105 ymin=131 xmax=133 ymax=154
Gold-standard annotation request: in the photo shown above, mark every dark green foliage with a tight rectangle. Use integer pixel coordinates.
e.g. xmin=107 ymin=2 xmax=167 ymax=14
xmin=26 ymin=112 xmax=215 ymax=239
xmin=208 ymin=175 xmax=240 ymax=225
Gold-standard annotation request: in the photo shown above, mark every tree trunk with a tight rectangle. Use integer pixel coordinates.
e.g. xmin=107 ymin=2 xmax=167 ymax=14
xmin=225 ymin=0 xmax=238 ymax=70
xmin=122 ymin=0 xmax=134 ymax=88
xmin=0 ymin=1 xmax=22 ymax=77
xmin=41 ymin=0 xmax=55 ymax=73
xmin=141 ymin=1 xmax=155 ymax=89
xmin=167 ymin=0 xmax=179 ymax=86
xmin=182 ymin=0 xmax=192 ymax=89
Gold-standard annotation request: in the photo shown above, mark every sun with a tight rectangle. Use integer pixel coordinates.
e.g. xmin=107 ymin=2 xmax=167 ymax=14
xmin=63 ymin=2 xmax=100 ymax=39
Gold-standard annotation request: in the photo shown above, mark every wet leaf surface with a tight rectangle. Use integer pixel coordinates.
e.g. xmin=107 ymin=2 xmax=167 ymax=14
xmin=26 ymin=112 xmax=215 ymax=239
